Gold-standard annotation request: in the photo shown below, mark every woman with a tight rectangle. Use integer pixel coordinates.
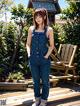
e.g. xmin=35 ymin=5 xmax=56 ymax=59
xmin=26 ymin=8 xmax=54 ymax=106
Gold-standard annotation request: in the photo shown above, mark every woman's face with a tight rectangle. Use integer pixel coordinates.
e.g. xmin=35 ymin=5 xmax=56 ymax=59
xmin=35 ymin=14 xmax=43 ymax=25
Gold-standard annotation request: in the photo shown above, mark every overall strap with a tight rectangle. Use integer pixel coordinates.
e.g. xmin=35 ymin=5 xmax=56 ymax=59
xmin=32 ymin=26 xmax=35 ymax=33
xmin=44 ymin=27 xmax=47 ymax=34
xmin=44 ymin=26 xmax=48 ymax=38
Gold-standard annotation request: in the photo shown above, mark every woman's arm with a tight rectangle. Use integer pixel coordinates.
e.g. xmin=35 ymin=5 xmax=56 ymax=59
xmin=44 ymin=27 xmax=54 ymax=59
xmin=26 ymin=26 xmax=32 ymax=57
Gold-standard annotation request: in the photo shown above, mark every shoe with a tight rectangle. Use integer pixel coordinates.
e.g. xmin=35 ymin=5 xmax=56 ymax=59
xmin=39 ymin=99 xmax=47 ymax=106
xmin=32 ymin=97 xmax=41 ymax=106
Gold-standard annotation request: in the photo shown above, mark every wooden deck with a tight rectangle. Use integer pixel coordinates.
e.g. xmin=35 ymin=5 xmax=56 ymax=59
xmin=0 ymin=82 xmax=80 ymax=106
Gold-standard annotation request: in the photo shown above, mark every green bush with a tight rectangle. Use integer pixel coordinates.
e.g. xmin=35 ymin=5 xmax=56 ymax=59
xmin=62 ymin=22 xmax=80 ymax=75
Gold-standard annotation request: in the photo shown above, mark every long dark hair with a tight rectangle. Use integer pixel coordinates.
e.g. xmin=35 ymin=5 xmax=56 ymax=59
xmin=33 ymin=8 xmax=48 ymax=29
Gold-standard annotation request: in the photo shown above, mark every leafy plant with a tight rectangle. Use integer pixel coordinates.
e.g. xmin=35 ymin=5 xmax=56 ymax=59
xmin=7 ymin=73 xmax=14 ymax=82
xmin=7 ymin=72 xmax=25 ymax=82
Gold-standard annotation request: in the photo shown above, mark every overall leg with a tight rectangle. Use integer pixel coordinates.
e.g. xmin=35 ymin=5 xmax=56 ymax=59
xmin=30 ymin=64 xmax=41 ymax=98
xmin=40 ymin=63 xmax=50 ymax=100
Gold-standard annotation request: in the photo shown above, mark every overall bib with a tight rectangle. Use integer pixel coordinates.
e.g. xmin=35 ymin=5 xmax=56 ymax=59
xmin=29 ymin=27 xmax=50 ymax=100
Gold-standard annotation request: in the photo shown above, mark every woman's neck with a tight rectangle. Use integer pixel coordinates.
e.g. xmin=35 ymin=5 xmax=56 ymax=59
xmin=38 ymin=24 xmax=44 ymax=30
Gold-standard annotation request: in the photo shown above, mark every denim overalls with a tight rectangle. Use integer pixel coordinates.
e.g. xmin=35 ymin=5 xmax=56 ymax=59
xmin=29 ymin=27 xmax=50 ymax=100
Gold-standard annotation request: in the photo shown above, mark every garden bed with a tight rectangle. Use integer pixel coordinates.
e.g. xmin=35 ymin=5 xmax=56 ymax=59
xmin=0 ymin=82 xmax=27 ymax=91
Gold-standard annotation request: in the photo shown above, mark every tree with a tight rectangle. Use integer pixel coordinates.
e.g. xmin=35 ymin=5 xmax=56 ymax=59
xmin=10 ymin=4 xmax=33 ymax=72
xmin=0 ymin=21 xmax=16 ymax=80
xmin=0 ymin=4 xmax=34 ymax=80
xmin=61 ymin=0 xmax=80 ymax=23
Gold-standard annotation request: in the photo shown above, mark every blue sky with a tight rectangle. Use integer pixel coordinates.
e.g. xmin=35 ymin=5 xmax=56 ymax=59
xmin=14 ymin=0 xmax=68 ymax=9
xmin=58 ymin=0 xmax=68 ymax=9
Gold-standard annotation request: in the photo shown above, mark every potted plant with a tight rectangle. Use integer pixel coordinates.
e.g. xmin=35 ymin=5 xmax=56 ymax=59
xmin=7 ymin=72 xmax=25 ymax=83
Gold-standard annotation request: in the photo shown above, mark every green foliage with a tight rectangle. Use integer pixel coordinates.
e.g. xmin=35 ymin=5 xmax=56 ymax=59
xmin=0 ymin=21 xmax=3 ymax=33
xmin=62 ymin=22 xmax=80 ymax=44
xmin=0 ymin=68 xmax=4 ymax=74
xmin=11 ymin=4 xmax=33 ymax=26
xmin=62 ymin=22 xmax=80 ymax=74
xmin=51 ymin=24 xmax=67 ymax=49
xmin=7 ymin=72 xmax=14 ymax=82
xmin=1 ymin=22 xmax=16 ymax=70
xmin=11 ymin=4 xmax=25 ymax=17
xmin=52 ymin=1 xmax=80 ymax=75
xmin=61 ymin=2 xmax=77 ymax=20
xmin=10 ymin=4 xmax=33 ymax=74
xmin=7 ymin=71 xmax=24 ymax=82
xmin=61 ymin=0 xmax=80 ymax=22
xmin=51 ymin=24 xmax=60 ymax=48
xmin=60 ymin=1 xmax=80 ymax=75
xmin=0 ymin=4 xmax=33 ymax=80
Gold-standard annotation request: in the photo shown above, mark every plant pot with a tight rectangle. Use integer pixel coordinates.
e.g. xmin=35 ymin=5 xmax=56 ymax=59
xmin=17 ymin=79 xmax=25 ymax=83
xmin=13 ymin=79 xmax=17 ymax=83
xmin=7 ymin=79 xmax=13 ymax=82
